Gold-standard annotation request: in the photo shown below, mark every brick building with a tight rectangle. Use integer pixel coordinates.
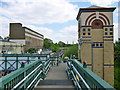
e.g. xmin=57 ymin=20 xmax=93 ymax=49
xmin=9 ymin=23 xmax=44 ymax=52
xmin=77 ymin=5 xmax=115 ymax=86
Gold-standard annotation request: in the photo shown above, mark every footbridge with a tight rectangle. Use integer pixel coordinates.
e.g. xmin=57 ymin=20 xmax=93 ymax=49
xmin=0 ymin=53 xmax=115 ymax=90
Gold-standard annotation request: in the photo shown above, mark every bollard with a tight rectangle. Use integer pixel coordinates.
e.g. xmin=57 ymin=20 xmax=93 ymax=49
xmin=83 ymin=61 xmax=87 ymax=68
xmin=21 ymin=61 xmax=25 ymax=68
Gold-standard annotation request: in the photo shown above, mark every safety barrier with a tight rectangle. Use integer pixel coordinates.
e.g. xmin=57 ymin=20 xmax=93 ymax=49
xmin=50 ymin=56 xmax=59 ymax=66
xmin=0 ymin=59 xmax=51 ymax=89
xmin=67 ymin=59 xmax=115 ymax=90
xmin=0 ymin=54 xmax=50 ymax=72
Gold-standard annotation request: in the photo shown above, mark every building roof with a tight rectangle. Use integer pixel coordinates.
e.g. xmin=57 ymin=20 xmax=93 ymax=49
xmin=0 ymin=40 xmax=16 ymax=43
xmin=76 ymin=5 xmax=116 ymax=20
xmin=88 ymin=5 xmax=110 ymax=8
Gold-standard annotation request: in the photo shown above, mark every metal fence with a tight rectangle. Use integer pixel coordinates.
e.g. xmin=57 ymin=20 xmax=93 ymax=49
xmin=0 ymin=54 xmax=50 ymax=72
xmin=67 ymin=59 xmax=115 ymax=90
xmin=0 ymin=58 xmax=51 ymax=89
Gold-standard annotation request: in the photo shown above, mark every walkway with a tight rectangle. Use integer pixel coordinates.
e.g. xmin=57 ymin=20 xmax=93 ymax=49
xmin=35 ymin=63 xmax=75 ymax=90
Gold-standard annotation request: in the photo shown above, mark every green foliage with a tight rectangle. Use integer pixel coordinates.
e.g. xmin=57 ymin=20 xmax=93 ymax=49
xmin=63 ymin=44 xmax=78 ymax=59
xmin=114 ymin=41 xmax=120 ymax=89
xmin=58 ymin=41 xmax=73 ymax=47
xmin=65 ymin=44 xmax=73 ymax=47
xmin=58 ymin=41 xmax=65 ymax=47
xmin=114 ymin=41 xmax=120 ymax=60
xmin=43 ymin=38 xmax=60 ymax=52
xmin=114 ymin=60 xmax=120 ymax=90
xmin=43 ymin=38 xmax=74 ymax=52
xmin=27 ymin=48 xmax=37 ymax=54
xmin=44 ymin=38 xmax=53 ymax=49
xmin=51 ymin=44 xmax=59 ymax=52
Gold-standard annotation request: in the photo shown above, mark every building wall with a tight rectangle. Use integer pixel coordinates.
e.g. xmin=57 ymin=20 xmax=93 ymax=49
xmin=9 ymin=23 xmax=25 ymax=39
xmin=24 ymin=28 xmax=44 ymax=50
xmin=25 ymin=36 xmax=43 ymax=50
xmin=9 ymin=23 xmax=44 ymax=51
xmin=0 ymin=41 xmax=24 ymax=54
xmin=78 ymin=10 xmax=114 ymax=86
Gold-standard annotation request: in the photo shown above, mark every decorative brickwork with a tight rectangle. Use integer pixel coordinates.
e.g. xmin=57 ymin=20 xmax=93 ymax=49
xmin=92 ymin=19 xmax=103 ymax=29
xmin=77 ymin=6 xmax=115 ymax=86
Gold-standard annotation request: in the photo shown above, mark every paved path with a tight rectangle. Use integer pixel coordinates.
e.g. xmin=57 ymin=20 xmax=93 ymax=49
xmin=35 ymin=63 xmax=75 ymax=90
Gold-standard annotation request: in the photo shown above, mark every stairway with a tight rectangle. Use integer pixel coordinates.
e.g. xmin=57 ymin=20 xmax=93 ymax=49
xmin=35 ymin=63 xmax=75 ymax=90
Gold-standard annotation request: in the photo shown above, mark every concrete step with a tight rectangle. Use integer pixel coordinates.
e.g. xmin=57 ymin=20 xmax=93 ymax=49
xmin=35 ymin=85 xmax=75 ymax=90
xmin=35 ymin=80 xmax=75 ymax=90
xmin=35 ymin=63 xmax=75 ymax=90
xmin=38 ymin=80 xmax=73 ymax=85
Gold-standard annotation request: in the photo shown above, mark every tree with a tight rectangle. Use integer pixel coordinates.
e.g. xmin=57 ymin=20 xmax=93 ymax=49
xmin=58 ymin=41 xmax=65 ymax=47
xmin=114 ymin=41 xmax=120 ymax=60
xmin=63 ymin=44 xmax=78 ymax=59
xmin=44 ymin=38 xmax=53 ymax=49
xmin=28 ymin=48 xmax=37 ymax=54
xmin=51 ymin=43 xmax=59 ymax=52
xmin=114 ymin=41 xmax=120 ymax=90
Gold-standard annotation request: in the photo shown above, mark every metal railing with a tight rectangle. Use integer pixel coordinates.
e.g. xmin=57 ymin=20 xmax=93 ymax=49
xmin=0 ymin=54 xmax=50 ymax=72
xmin=50 ymin=56 xmax=59 ymax=66
xmin=0 ymin=58 xmax=51 ymax=89
xmin=67 ymin=59 xmax=115 ymax=90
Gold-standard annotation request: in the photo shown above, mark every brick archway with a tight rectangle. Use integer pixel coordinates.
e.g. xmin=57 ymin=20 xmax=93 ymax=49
xmin=92 ymin=19 xmax=103 ymax=29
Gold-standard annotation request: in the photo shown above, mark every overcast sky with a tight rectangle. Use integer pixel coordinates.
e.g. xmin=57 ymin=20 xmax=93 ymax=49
xmin=0 ymin=0 xmax=119 ymax=43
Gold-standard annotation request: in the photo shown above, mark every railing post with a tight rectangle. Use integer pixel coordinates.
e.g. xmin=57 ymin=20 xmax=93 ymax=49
xmin=27 ymin=56 xmax=29 ymax=64
xmin=16 ymin=56 xmax=18 ymax=70
xmin=5 ymin=56 xmax=7 ymax=71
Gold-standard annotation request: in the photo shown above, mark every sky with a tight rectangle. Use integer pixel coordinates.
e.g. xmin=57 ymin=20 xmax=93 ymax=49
xmin=0 ymin=0 xmax=119 ymax=44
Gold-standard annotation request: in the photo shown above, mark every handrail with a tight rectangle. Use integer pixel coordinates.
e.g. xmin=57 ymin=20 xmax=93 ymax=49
xmin=1 ymin=54 xmax=50 ymax=57
xmin=26 ymin=70 xmax=42 ymax=89
xmin=71 ymin=64 xmax=91 ymax=89
xmin=0 ymin=58 xmax=51 ymax=89
xmin=0 ymin=53 xmax=62 ymax=89
xmin=12 ymin=64 xmax=42 ymax=89
xmin=0 ymin=54 xmax=50 ymax=72
xmin=67 ymin=59 xmax=115 ymax=89
xmin=71 ymin=71 xmax=82 ymax=89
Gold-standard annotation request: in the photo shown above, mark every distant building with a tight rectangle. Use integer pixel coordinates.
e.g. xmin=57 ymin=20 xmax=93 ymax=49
xmin=9 ymin=23 xmax=44 ymax=52
xmin=0 ymin=40 xmax=23 ymax=54
xmin=77 ymin=5 xmax=115 ymax=86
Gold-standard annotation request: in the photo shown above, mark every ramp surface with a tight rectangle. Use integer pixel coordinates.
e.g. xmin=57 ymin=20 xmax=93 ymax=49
xmin=35 ymin=63 xmax=75 ymax=90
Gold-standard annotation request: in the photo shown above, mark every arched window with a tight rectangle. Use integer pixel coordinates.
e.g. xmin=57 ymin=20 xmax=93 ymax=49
xmin=92 ymin=19 xmax=103 ymax=29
